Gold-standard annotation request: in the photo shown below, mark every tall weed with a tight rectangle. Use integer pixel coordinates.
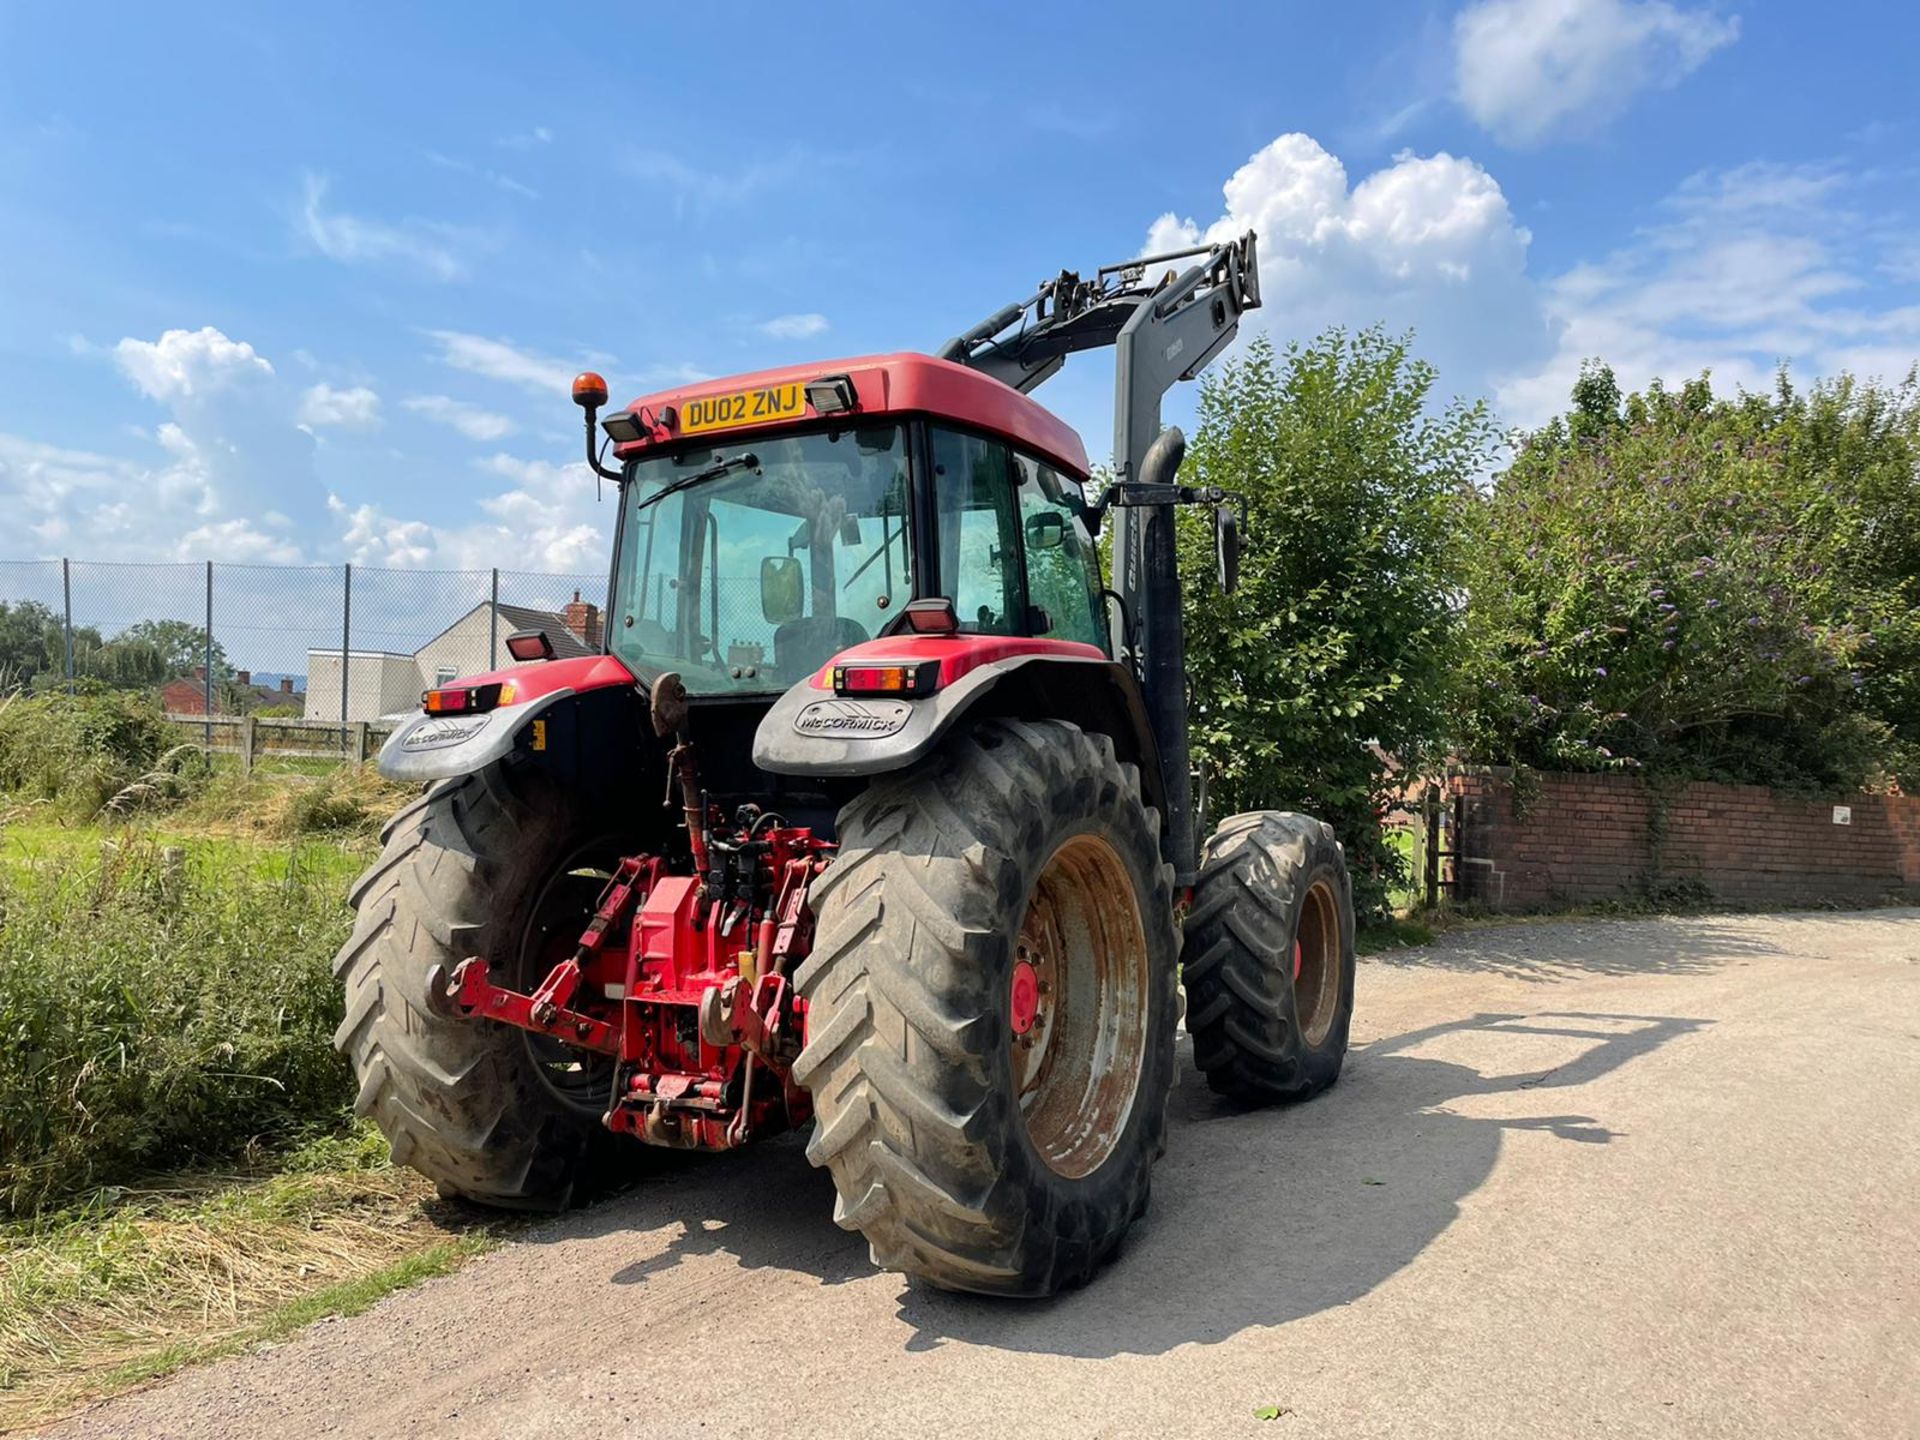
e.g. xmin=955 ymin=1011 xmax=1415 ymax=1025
xmin=0 ymin=842 xmax=354 ymax=1215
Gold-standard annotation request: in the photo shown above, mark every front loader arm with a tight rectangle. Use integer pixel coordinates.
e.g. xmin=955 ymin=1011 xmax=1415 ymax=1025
xmin=938 ymin=232 xmax=1261 ymax=884
xmin=936 ymin=232 xmax=1260 ymax=466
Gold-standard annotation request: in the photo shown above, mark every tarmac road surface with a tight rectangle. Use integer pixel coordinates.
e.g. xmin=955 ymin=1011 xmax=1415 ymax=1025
xmin=37 ymin=909 xmax=1920 ymax=1439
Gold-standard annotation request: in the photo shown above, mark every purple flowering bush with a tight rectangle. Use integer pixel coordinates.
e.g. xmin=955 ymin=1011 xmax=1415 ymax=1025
xmin=1459 ymin=365 xmax=1920 ymax=790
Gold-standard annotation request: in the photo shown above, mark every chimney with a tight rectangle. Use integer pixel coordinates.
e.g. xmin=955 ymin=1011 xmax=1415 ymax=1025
xmin=280 ymin=676 xmax=295 ymax=695
xmin=563 ymin=589 xmax=603 ymax=648
xmin=193 ymin=664 xmax=207 ymax=681
xmin=237 ymin=669 xmax=251 ymax=687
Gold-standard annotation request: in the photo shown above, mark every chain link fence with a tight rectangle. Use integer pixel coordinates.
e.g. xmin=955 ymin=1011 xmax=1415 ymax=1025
xmin=0 ymin=559 xmax=604 ymax=773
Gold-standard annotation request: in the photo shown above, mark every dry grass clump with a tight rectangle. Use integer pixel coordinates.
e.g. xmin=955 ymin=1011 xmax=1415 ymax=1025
xmin=175 ymin=760 xmax=414 ymax=841
xmin=0 ymin=1127 xmax=501 ymax=1430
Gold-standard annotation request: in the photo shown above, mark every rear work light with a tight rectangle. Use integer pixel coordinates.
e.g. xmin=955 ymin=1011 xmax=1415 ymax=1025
xmin=504 ymin=628 xmax=555 ymax=662
xmin=901 ymin=597 xmax=959 ymax=635
xmin=832 ymin=660 xmax=940 ymax=698
xmin=423 ymin=681 xmax=514 ymax=715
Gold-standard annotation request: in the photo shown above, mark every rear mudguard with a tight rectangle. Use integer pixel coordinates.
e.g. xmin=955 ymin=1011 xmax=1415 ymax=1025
xmin=752 ymin=635 xmax=1167 ymax=819
xmin=376 ymin=654 xmax=649 ymax=786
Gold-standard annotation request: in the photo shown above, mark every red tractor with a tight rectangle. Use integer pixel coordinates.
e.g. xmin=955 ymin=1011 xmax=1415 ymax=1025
xmin=336 ymin=234 xmax=1355 ymax=1296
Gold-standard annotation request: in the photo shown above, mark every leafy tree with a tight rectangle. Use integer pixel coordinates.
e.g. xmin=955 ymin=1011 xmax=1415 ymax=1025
xmin=1177 ymin=330 xmax=1495 ymax=918
xmin=0 ymin=600 xmax=61 ymax=687
xmin=112 ymin=619 xmax=229 ymax=680
xmin=0 ymin=604 xmax=213 ymax=692
xmin=1459 ymin=363 xmax=1920 ymax=791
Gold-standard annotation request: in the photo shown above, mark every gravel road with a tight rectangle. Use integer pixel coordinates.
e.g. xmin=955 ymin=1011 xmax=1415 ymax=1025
xmin=37 ymin=909 xmax=1920 ymax=1439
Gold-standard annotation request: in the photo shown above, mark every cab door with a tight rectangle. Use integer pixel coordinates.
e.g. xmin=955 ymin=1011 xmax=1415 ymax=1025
xmin=928 ymin=424 xmax=1107 ymax=653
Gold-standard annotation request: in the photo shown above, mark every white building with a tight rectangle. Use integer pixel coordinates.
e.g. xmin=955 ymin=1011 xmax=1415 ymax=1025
xmin=303 ymin=595 xmax=603 ymax=723
xmin=303 ymin=651 xmax=422 ymax=724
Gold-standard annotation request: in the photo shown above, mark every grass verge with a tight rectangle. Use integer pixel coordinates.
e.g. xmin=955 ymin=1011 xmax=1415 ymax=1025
xmin=0 ymin=1126 xmax=504 ymax=1433
xmin=0 ymin=838 xmax=359 ymax=1216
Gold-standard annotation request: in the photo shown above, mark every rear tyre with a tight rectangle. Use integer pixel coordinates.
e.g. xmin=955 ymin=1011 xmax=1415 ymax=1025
xmin=795 ymin=719 xmax=1178 ymax=1297
xmin=1184 ymin=811 xmax=1356 ymax=1103
xmin=333 ymin=763 xmax=621 ymax=1209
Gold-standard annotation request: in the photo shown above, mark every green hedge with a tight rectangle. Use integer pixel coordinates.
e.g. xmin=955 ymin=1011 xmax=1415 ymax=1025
xmin=0 ymin=843 xmax=355 ymax=1215
xmin=0 ymin=690 xmax=177 ymax=819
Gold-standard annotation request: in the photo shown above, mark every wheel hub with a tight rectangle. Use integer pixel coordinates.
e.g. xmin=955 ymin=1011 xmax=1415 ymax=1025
xmin=1009 ymin=958 xmax=1041 ymax=1035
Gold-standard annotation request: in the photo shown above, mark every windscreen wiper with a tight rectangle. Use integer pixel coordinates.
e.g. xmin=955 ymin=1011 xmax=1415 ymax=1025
xmin=633 ymin=452 xmax=760 ymax=513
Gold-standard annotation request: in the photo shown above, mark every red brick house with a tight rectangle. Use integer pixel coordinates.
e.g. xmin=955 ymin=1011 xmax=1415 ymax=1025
xmin=160 ymin=668 xmax=299 ymax=716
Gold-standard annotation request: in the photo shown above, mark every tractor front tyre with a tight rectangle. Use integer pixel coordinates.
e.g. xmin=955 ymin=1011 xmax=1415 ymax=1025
xmin=1184 ymin=811 xmax=1356 ymax=1104
xmin=795 ymin=719 xmax=1179 ymax=1297
xmin=333 ymin=764 xmax=621 ymax=1209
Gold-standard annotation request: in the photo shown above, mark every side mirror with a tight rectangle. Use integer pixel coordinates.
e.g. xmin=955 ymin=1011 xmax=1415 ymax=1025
xmin=1024 ymin=511 xmax=1067 ymax=551
xmin=1214 ymin=503 xmax=1241 ymax=595
xmin=760 ymin=556 xmax=804 ymax=624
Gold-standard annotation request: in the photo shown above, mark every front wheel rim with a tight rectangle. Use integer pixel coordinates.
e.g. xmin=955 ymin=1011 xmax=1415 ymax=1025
xmin=1294 ymin=878 xmax=1342 ymax=1048
xmin=1011 ymin=834 xmax=1150 ymax=1180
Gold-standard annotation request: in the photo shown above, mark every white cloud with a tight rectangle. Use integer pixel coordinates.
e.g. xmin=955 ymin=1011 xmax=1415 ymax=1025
xmin=115 ymin=326 xmax=273 ymax=401
xmin=0 ymin=434 xmax=142 ymax=549
xmin=616 ymin=147 xmax=826 ymax=217
xmin=402 ymin=394 xmax=517 ymax=441
xmin=0 ymin=324 xmax=330 ymax=560
xmin=497 ymin=125 xmax=553 ymax=152
xmin=1493 ymin=161 xmax=1920 ymax=427
xmin=298 ymin=383 xmax=382 ymax=429
xmin=328 ymin=495 xmax=438 ymax=568
xmin=427 ymin=329 xmax=596 ymax=395
xmin=1454 ymin=0 xmax=1740 ymax=147
xmin=173 ymin=517 xmax=304 ymax=564
xmin=300 ymin=173 xmax=468 ymax=282
xmin=424 ymin=150 xmax=538 ymax=199
xmin=760 ymin=313 xmax=830 ymax=340
xmin=331 ymin=454 xmax=613 ymax=572
xmin=1145 ymin=134 xmax=1550 ymax=415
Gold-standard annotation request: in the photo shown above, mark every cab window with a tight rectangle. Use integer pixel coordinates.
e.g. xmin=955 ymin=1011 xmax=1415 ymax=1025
xmin=932 ymin=426 xmax=1108 ymax=653
xmin=931 ymin=428 xmax=1021 ymax=634
xmin=1012 ymin=452 xmax=1105 ymax=648
xmin=615 ymin=424 xmax=911 ymax=691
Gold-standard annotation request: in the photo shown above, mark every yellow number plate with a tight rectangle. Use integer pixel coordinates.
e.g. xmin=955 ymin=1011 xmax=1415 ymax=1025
xmin=680 ymin=381 xmax=806 ymax=436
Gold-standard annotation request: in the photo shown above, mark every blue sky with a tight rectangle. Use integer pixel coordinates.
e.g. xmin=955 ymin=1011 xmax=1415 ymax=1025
xmin=1 ymin=0 xmax=1915 ymax=572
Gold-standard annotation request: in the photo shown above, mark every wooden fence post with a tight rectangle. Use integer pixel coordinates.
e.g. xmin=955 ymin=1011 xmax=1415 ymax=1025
xmin=240 ymin=715 xmax=257 ymax=775
xmin=1423 ymin=784 xmax=1441 ymax=910
xmin=350 ymin=721 xmax=370 ymax=764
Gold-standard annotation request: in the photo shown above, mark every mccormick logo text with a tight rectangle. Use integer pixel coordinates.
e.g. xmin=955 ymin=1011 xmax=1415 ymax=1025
xmin=792 ymin=699 xmax=912 ymax=739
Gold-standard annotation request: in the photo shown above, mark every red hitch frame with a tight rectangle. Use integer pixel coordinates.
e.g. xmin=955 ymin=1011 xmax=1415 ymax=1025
xmin=445 ymin=821 xmax=832 ymax=1153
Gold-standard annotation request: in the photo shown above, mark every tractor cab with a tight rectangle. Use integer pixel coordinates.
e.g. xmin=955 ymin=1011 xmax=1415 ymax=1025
xmin=587 ymin=355 xmax=1112 ymax=699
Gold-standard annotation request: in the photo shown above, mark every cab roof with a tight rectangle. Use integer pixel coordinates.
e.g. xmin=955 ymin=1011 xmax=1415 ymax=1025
xmin=614 ymin=352 xmax=1092 ymax=478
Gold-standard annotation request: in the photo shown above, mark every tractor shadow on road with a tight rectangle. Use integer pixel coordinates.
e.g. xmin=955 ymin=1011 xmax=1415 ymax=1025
xmin=552 ymin=1000 xmax=1707 ymax=1360
xmin=894 ymin=1007 xmax=1708 ymax=1358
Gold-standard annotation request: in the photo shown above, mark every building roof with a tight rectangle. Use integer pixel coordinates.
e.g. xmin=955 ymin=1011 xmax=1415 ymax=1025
xmin=491 ymin=603 xmax=596 ymax=659
xmin=299 ymin=603 xmax=599 ymax=664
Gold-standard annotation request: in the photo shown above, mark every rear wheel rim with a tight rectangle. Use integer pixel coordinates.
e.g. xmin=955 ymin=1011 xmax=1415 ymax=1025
xmin=1294 ymin=878 xmax=1341 ymax=1049
xmin=516 ymin=842 xmax=623 ymax=1117
xmin=1012 ymin=834 xmax=1149 ymax=1180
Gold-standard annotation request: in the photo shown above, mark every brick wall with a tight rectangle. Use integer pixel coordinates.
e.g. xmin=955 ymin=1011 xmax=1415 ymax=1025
xmin=1447 ymin=770 xmax=1920 ymax=911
